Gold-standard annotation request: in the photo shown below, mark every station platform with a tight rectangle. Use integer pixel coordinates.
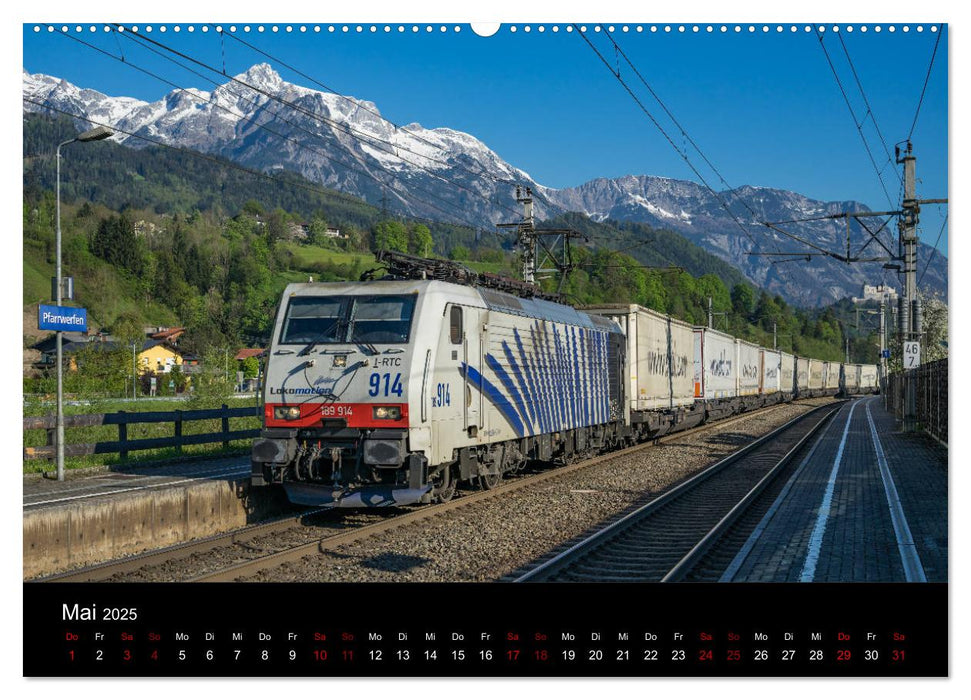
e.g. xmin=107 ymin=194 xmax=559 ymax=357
xmin=23 ymin=455 xmax=250 ymax=511
xmin=722 ymin=396 xmax=947 ymax=583
xmin=22 ymin=455 xmax=288 ymax=579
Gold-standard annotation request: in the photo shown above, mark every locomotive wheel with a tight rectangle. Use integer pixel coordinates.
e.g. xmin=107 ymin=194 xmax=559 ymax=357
xmin=478 ymin=471 xmax=502 ymax=490
xmin=434 ymin=466 xmax=456 ymax=503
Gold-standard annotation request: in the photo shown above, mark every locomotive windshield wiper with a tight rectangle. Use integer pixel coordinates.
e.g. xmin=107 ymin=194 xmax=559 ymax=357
xmin=299 ymin=320 xmax=344 ymax=356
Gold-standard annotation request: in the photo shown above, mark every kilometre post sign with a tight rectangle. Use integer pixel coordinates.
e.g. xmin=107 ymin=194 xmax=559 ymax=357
xmin=903 ymin=341 xmax=921 ymax=369
xmin=38 ymin=304 xmax=87 ymax=332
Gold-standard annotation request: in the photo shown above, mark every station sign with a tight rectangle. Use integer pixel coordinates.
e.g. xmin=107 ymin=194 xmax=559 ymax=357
xmin=38 ymin=304 xmax=87 ymax=332
xmin=903 ymin=341 xmax=921 ymax=369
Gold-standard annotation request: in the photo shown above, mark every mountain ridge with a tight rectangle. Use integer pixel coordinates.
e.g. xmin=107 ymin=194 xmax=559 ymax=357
xmin=23 ymin=64 xmax=947 ymax=306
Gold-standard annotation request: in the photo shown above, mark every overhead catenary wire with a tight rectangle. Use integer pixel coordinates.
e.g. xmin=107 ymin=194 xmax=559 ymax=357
xmin=836 ymin=31 xmax=901 ymax=188
xmin=576 ymin=26 xmax=808 ymax=293
xmin=918 ymin=213 xmax=947 ymax=287
xmin=215 ymin=25 xmax=576 ymax=225
xmin=815 ymin=27 xmax=897 ymax=211
xmin=599 ymin=31 xmax=781 ymax=228
xmin=111 ymin=24 xmax=526 ymax=222
xmin=572 ymin=25 xmax=766 ymax=257
xmin=908 ymin=25 xmax=943 ymax=141
xmin=46 ymin=25 xmax=490 ymax=231
xmin=23 ymin=96 xmax=483 ymax=235
xmin=216 ymin=26 xmax=562 ymax=207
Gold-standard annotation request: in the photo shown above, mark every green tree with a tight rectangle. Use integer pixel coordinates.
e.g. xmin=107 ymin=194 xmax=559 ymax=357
xmin=308 ymin=217 xmax=332 ymax=246
xmin=450 ymin=244 xmax=471 ymax=260
xmin=241 ymin=200 xmax=265 ymax=217
xmin=241 ymin=355 xmax=260 ymax=379
xmin=409 ymin=224 xmax=434 ymax=258
xmin=90 ymin=213 xmax=145 ymax=276
xmin=186 ymin=347 xmax=235 ymax=408
xmin=731 ymin=284 xmax=755 ymax=317
xmin=373 ymin=220 xmax=409 ymax=253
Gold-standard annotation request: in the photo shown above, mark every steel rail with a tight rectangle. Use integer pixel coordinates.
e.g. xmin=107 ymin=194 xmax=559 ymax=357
xmin=190 ymin=401 xmax=833 ymax=582
xmin=39 ymin=507 xmax=330 ymax=582
xmin=513 ymin=401 xmax=842 ymax=583
xmin=38 ymin=398 xmax=831 ymax=583
xmin=660 ymin=404 xmax=839 ymax=581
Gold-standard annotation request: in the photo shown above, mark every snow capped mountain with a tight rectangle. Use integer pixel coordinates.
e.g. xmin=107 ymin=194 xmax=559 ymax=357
xmin=22 ymin=65 xmax=947 ymax=306
xmin=551 ymin=175 xmax=947 ymax=305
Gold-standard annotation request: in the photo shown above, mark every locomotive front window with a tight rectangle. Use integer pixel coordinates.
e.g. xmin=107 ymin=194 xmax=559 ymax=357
xmin=348 ymin=296 xmax=416 ymax=343
xmin=279 ymin=295 xmax=416 ymax=345
xmin=280 ymin=297 xmax=347 ymax=344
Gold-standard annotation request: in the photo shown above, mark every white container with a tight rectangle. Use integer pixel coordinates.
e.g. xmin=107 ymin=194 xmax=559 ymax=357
xmin=860 ymin=364 xmax=879 ymax=390
xmin=780 ymin=352 xmax=795 ymax=394
xmin=583 ymin=304 xmax=695 ymax=411
xmin=761 ymin=349 xmax=782 ymax=394
xmin=693 ymin=327 xmax=738 ymax=399
xmin=808 ymin=358 xmax=824 ymax=390
xmin=824 ymin=361 xmax=841 ymax=391
xmin=737 ymin=340 xmax=762 ymax=396
xmin=795 ymin=357 xmax=810 ymax=393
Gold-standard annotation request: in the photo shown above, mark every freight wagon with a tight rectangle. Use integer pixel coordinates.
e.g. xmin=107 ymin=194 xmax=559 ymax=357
xmin=582 ymin=304 xmax=704 ymax=437
xmin=808 ymin=359 xmax=825 ymax=397
xmin=693 ymin=327 xmax=739 ymax=420
xmin=795 ymin=357 xmax=810 ymax=397
xmin=737 ymin=339 xmax=763 ymax=409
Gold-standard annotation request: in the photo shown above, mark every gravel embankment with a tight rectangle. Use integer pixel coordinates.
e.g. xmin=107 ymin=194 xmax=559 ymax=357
xmin=250 ymin=398 xmax=836 ymax=583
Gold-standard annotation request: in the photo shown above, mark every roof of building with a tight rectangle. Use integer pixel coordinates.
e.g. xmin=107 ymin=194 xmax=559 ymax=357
xmin=140 ymin=339 xmax=182 ymax=354
xmin=149 ymin=327 xmax=185 ymax=341
xmin=235 ymin=348 xmax=266 ymax=360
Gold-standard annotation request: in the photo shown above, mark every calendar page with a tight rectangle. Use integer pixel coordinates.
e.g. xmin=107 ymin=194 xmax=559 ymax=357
xmin=21 ymin=7 xmax=949 ymax=682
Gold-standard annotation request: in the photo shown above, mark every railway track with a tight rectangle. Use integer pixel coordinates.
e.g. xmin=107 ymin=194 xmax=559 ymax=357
xmin=39 ymin=399 xmax=833 ymax=583
xmin=511 ymin=401 xmax=841 ymax=583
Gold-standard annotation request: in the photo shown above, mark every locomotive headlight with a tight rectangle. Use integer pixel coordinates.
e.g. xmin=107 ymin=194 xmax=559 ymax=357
xmin=372 ymin=406 xmax=402 ymax=420
xmin=332 ymin=354 xmax=347 ymax=367
xmin=273 ymin=406 xmax=302 ymax=421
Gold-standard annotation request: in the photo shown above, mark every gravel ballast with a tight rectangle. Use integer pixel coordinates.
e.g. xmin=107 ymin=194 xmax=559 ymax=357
xmin=249 ymin=399 xmax=837 ymax=583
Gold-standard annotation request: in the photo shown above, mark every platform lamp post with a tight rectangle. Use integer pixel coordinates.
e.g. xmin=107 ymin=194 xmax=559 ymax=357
xmin=55 ymin=125 xmax=113 ymax=481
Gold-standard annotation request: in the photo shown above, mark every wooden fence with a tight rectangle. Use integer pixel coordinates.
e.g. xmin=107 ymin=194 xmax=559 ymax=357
xmin=23 ymin=404 xmax=261 ymax=461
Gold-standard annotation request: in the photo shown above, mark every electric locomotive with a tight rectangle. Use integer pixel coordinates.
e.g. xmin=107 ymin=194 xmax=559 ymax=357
xmin=251 ymin=280 xmax=626 ymax=507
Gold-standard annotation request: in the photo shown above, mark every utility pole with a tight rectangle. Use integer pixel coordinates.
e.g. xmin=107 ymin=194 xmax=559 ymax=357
xmin=773 ymin=322 xmax=777 ymax=350
xmin=879 ymin=297 xmax=887 ymax=385
xmin=497 ymin=185 xmax=584 ymax=292
xmin=708 ymin=297 xmax=714 ymax=330
xmin=519 ymin=186 xmax=536 ymax=283
xmin=896 ymin=142 xmax=919 ymax=430
xmin=54 ymin=125 xmax=113 ymax=480
xmin=132 ymin=341 xmax=137 ymax=399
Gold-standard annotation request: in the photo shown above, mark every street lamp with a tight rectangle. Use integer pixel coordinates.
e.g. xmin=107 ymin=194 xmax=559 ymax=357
xmin=55 ymin=125 xmax=113 ymax=481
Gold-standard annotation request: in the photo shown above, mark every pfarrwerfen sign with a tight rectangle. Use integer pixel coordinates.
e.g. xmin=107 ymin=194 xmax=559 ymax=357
xmin=38 ymin=304 xmax=87 ymax=332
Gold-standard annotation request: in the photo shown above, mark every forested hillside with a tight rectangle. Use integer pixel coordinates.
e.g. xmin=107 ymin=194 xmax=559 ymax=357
xmin=23 ymin=114 xmax=875 ymax=367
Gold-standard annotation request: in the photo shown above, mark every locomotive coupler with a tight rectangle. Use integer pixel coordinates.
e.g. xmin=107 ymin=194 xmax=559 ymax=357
xmin=329 ymin=446 xmax=343 ymax=487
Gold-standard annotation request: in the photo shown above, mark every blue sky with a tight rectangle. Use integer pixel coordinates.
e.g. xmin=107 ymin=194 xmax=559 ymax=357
xmin=22 ymin=22 xmax=948 ymax=253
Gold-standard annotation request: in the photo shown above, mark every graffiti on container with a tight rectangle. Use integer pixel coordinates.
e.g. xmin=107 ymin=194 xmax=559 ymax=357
xmin=709 ymin=350 xmax=733 ymax=378
xmin=671 ymin=353 xmax=689 ymax=378
xmin=741 ymin=364 xmax=760 ymax=380
xmin=645 ymin=351 xmax=690 ymax=377
xmin=645 ymin=350 xmax=668 ymax=376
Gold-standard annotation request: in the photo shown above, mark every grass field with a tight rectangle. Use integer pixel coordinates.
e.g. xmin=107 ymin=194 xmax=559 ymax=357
xmin=282 ymin=242 xmax=375 ymax=270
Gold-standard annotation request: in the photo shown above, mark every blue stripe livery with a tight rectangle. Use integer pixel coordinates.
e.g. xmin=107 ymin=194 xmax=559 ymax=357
xmin=460 ymin=363 xmax=526 ymax=438
xmin=459 ymin=322 xmax=616 ymax=440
